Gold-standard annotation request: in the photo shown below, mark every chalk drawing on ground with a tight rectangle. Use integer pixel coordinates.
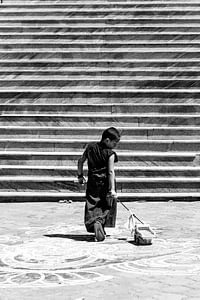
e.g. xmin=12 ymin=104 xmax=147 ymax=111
xmin=111 ymin=238 xmax=200 ymax=276
xmin=0 ymin=225 xmax=199 ymax=286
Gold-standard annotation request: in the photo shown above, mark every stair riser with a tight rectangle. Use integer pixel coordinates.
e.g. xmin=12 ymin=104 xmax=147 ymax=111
xmin=1 ymin=27 xmax=200 ymax=33
xmin=0 ymin=62 xmax=200 ymax=69
xmin=0 ymin=52 xmax=200 ymax=61
xmin=1 ymin=104 xmax=200 ymax=113
xmin=4 ymin=1 xmax=200 ymax=4
xmin=0 ymin=194 xmax=199 ymax=202
xmin=0 ymin=194 xmax=84 ymax=202
xmin=0 ymin=140 xmax=200 ymax=151
xmin=0 ymin=181 xmax=83 ymax=193
xmin=1 ymin=116 xmax=200 ymax=126
xmin=0 ymin=154 xmax=195 ymax=167
xmin=1 ymin=128 xmax=200 ymax=139
xmin=1 ymin=71 xmax=200 ymax=77
xmin=0 ymin=34 xmax=199 ymax=40
xmin=118 ymin=182 xmax=200 ymax=193
xmin=2 ymin=44 xmax=200 ymax=50
xmin=2 ymin=4 xmax=200 ymax=9
xmin=1 ymin=92 xmax=200 ymax=104
xmin=1 ymin=168 xmax=200 ymax=177
xmin=1 ymin=11 xmax=200 ymax=17
xmin=0 ymin=79 xmax=200 ymax=88
xmin=1 ymin=181 xmax=200 ymax=193
xmin=1 ymin=19 xmax=200 ymax=25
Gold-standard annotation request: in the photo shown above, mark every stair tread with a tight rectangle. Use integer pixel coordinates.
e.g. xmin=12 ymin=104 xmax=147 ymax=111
xmin=1 ymin=76 xmax=200 ymax=80
xmin=4 ymin=1 xmax=200 ymax=3
xmin=1 ymin=45 xmax=200 ymax=49
xmin=0 ymin=103 xmax=199 ymax=107
xmin=0 ymin=88 xmax=199 ymax=92
xmin=0 ymin=165 xmax=200 ymax=170
xmin=0 ymin=151 xmax=197 ymax=158
xmin=1 ymin=40 xmax=200 ymax=43
xmin=0 ymin=125 xmax=199 ymax=129
xmin=1 ymin=112 xmax=200 ymax=116
xmin=1 ymin=7 xmax=200 ymax=11
xmin=1 ymin=16 xmax=200 ymax=19
xmin=0 ymin=103 xmax=199 ymax=106
xmin=0 ymin=138 xmax=200 ymax=143
xmin=0 ymin=58 xmax=199 ymax=62
xmin=1 ymin=31 xmax=200 ymax=35
xmin=1 ymin=24 xmax=200 ymax=28
xmin=0 ymin=175 xmax=200 ymax=181
xmin=0 ymin=191 xmax=200 ymax=198
xmin=2 ymin=1 xmax=200 ymax=6
xmin=1 ymin=70 xmax=200 ymax=74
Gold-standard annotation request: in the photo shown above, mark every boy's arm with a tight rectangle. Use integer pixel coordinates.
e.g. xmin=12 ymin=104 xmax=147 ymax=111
xmin=108 ymin=154 xmax=117 ymax=196
xmin=77 ymin=152 xmax=87 ymax=184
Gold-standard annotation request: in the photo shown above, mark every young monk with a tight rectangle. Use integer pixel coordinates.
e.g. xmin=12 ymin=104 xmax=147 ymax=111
xmin=77 ymin=127 xmax=121 ymax=242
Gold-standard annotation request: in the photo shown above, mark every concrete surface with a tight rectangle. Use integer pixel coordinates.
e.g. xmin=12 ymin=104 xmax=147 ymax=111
xmin=0 ymin=200 xmax=200 ymax=300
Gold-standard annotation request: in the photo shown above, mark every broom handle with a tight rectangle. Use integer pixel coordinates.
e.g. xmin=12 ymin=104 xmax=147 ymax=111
xmin=117 ymin=198 xmax=144 ymax=224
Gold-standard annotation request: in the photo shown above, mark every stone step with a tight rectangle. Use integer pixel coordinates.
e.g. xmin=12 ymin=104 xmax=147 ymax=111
xmin=5 ymin=71 xmax=200 ymax=79
xmin=4 ymin=0 xmax=200 ymax=3
xmin=0 ymin=58 xmax=200 ymax=70
xmin=1 ymin=113 xmax=200 ymax=126
xmin=0 ymin=90 xmax=200 ymax=104
xmin=0 ymin=46 xmax=200 ymax=52
xmin=117 ymin=178 xmax=200 ymax=193
xmin=2 ymin=42 xmax=200 ymax=51
xmin=2 ymin=2 xmax=200 ymax=9
xmin=0 ymin=138 xmax=200 ymax=152
xmin=0 ymin=190 xmax=200 ymax=201
xmin=2 ymin=73 xmax=200 ymax=79
xmin=0 ymin=78 xmax=200 ymax=88
xmin=0 ymin=50 xmax=199 ymax=61
xmin=0 ymin=41 xmax=200 ymax=52
xmin=1 ymin=59 xmax=200 ymax=69
xmin=4 ymin=175 xmax=200 ymax=182
xmin=2 ymin=165 xmax=200 ymax=177
xmin=1 ymin=7 xmax=200 ymax=14
xmin=1 ymin=69 xmax=200 ymax=78
xmin=0 ymin=33 xmax=199 ymax=41
xmin=0 ymin=151 xmax=197 ymax=166
xmin=1 ymin=69 xmax=200 ymax=77
xmin=2 ymin=26 xmax=200 ymax=33
xmin=1 ymin=7 xmax=200 ymax=16
xmin=1 ymin=103 xmax=200 ymax=114
xmin=1 ymin=175 xmax=200 ymax=194
xmin=1 ymin=126 xmax=200 ymax=140
xmin=0 ymin=91 xmax=200 ymax=104
xmin=1 ymin=18 xmax=200 ymax=25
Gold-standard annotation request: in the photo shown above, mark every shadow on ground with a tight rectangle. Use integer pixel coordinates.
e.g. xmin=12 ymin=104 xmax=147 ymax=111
xmin=44 ymin=234 xmax=95 ymax=242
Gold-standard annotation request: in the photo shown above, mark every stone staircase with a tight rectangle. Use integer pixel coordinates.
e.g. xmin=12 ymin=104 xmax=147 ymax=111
xmin=1 ymin=0 xmax=200 ymax=201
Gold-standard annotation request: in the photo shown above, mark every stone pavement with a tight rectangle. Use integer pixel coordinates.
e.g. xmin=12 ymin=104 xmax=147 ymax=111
xmin=0 ymin=200 xmax=200 ymax=300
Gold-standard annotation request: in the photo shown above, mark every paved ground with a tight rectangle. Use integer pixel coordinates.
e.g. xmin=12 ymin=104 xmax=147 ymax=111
xmin=0 ymin=200 xmax=200 ymax=300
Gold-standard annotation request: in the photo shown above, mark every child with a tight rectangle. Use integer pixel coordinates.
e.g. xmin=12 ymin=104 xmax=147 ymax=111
xmin=77 ymin=127 xmax=121 ymax=242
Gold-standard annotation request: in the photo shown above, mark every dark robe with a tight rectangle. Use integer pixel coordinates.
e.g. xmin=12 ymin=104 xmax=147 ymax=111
xmin=83 ymin=141 xmax=118 ymax=233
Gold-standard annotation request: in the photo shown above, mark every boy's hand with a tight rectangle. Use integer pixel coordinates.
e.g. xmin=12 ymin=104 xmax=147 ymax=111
xmin=109 ymin=190 xmax=117 ymax=198
xmin=106 ymin=191 xmax=117 ymax=208
xmin=77 ymin=175 xmax=86 ymax=185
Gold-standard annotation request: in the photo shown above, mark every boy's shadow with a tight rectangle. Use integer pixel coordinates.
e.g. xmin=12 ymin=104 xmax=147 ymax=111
xmin=44 ymin=233 xmax=95 ymax=242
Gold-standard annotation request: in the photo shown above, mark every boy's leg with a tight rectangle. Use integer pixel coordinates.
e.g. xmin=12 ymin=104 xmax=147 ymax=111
xmin=94 ymin=221 xmax=105 ymax=242
xmin=104 ymin=197 xmax=117 ymax=228
xmin=84 ymin=201 xmax=106 ymax=241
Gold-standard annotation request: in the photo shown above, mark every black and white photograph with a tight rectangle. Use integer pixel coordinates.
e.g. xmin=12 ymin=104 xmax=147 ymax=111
xmin=0 ymin=0 xmax=200 ymax=299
